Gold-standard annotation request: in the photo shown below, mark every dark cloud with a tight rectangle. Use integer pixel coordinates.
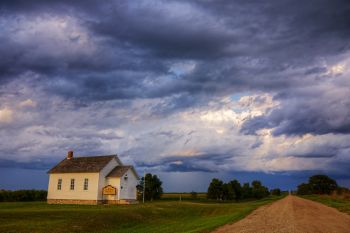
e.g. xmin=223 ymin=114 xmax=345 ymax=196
xmin=165 ymin=163 xmax=213 ymax=173
xmin=290 ymin=147 xmax=339 ymax=158
xmin=89 ymin=2 xmax=233 ymax=59
xmin=0 ymin=158 xmax=54 ymax=170
xmin=137 ymin=152 xmax=235 ymax=173
xmin=1 ymin=0 xmax=349 ymax=105
xmin=1 ymin=0 xmax=350 ymax=188
xmin=241 ymin=89 xmax=350 ymax=136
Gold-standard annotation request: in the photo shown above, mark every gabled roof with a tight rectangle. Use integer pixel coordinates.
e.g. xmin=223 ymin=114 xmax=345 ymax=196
xmin=48 ymin=155 xmax=118 ymax=174
xmin=107 ymin=165 xmax=140 ymax=179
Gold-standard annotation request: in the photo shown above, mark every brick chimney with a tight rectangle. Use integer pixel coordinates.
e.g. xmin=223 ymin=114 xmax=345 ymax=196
xmin=67 ymin=151 xmax=73 ymax=160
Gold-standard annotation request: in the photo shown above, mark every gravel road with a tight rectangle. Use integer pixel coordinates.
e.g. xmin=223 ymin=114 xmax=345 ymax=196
xmin=212 ymin=195 xmax=350 ymax=233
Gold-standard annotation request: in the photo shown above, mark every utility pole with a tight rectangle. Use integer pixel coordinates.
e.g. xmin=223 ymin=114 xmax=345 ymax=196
xmin=142 ymin=171 xmax=146 ymax=204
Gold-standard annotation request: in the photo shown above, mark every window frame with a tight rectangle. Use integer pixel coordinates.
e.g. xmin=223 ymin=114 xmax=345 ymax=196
xmin=57 ymin=178 xmax=62 ymax=190
xmin=83 ymin=178 xmax=89 ymax=191
xmin=70 ymin=178 xmax=75 ymax=190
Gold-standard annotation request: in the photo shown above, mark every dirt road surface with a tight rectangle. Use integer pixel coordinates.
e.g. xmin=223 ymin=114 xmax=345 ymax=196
xmin=212 ymin=195 xmax=350 ymax=233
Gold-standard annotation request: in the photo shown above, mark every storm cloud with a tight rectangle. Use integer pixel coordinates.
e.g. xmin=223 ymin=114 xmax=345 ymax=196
xmin=1 ymin=0 xmax=350 ymax=190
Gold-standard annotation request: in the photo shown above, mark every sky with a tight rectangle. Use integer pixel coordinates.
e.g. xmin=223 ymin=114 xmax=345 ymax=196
xmin=0 ymin=0 xmax=350 ymax=192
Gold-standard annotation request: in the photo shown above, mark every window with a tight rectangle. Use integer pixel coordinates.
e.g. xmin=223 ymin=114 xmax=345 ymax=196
xmin=57 ymin=179 xmax=62 ymax=190
xmin=70 ymin=179 xmax=75 ymax=190
xmin=84 ymin=178 xmax=89 ymax=190
xmin=124 ymin=174 xmax=128 ymax=181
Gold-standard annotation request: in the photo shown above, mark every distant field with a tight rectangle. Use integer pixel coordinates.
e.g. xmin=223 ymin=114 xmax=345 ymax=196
xmin=300 ymin=195 xmax=350 ymax=215
xmin=161 ymin=192 xmax=207 ymax=200
xmin=0 ymin=196 xmax=283 ymax=233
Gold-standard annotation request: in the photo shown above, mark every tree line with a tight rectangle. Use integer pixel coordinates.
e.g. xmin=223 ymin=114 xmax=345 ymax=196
xmin=207 ymin=178 xmax=276 ymax=200
xmin=0 ymin=190 xmax=47 ymax=202
xmin=297 ymin=174 xmax=348 ymax=195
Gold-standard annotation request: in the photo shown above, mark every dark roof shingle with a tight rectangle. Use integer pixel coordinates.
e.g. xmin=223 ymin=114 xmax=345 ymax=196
xmin=48 ymin=155 xmax=117 ymax=174
xmin=106 ymin=166 xmax=132 ymax=177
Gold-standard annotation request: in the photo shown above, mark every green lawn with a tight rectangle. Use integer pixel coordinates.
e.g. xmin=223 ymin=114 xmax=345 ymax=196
xmin=0 ymin=196 xmax=283 ymax=233
xmin=300 ymin=195 xmax=350 ymax=215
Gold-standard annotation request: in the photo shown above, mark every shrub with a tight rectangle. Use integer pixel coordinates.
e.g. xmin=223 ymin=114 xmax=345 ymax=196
xmin=0 ymin=190 xmax=47 ymax=202
xmin=190 ymin=191 xmax=198 ymax=199
xmin=333 ymin=187 xmax=350 ymax=199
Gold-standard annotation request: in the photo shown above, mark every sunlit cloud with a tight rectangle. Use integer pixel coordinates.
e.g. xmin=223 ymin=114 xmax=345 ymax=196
xmin=0 ymin=108 xmax=13 ymax=123
xmin=328 ymin=64 xmax=345 ymax=75
xmin=19 ymin=99 xmax=37 ymax=108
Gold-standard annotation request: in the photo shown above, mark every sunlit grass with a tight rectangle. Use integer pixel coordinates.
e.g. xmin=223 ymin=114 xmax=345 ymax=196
xmin=300 ymin=195 xmax=350 ymax=215
xmin=0 ymin=196 xmax=283 ymax=233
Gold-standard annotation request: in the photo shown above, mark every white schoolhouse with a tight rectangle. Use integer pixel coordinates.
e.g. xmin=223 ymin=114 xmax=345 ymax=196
xmin=47 ymin=151 xmax=139 ymax=204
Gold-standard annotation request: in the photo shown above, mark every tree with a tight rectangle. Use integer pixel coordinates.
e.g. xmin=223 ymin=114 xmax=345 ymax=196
xmin=297 ymin=175 xmax=338 ymax=195
xmin=241 ymin=182 xmax=252 ymax=199
xmin=297 ymin=183 xmax=312 ymax=195
xmin=228 ymin=179 xmax=242 ymax=200
xmin=308 ymin=175 xmax=338 ymax=194
xmin=206 ymin=178 xmax=274 ymax=201
xmin=207 ymin=178 xmax=223 ymax=200
xmin=222 ymin=183 xmax=235 ymax=200
xmin=271 ymin=188 xmax=281 ymax=196
xmin=251 ymin=180 xmax=269 ymax=199
xmin=137 ymin=173 xmax=163 ymax=201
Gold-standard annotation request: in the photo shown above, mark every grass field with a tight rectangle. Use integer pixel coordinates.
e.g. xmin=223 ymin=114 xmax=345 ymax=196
xmin=161 ymin=192 xmax=207 ymax=200
xmin=0 ymin=195 xmax=283 ymax=233
xmin=300 ymin=195 xmax=350 ymax=215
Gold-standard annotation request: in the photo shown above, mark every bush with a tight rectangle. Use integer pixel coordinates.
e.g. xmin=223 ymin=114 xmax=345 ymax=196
xmin=190 ymin=191 xmax=197 ymax=199
xmin=330 ymin=187 xmax=350 ymax=199
xmin=335 ymin=187 xmax=350 ymax=196
xmin=0 ymin=190 xmax=47 ymax=202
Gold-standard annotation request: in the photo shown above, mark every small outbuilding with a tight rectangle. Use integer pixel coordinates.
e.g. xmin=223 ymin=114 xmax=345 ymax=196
xmin=47 ymin=151 xmax=139 ymax=204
